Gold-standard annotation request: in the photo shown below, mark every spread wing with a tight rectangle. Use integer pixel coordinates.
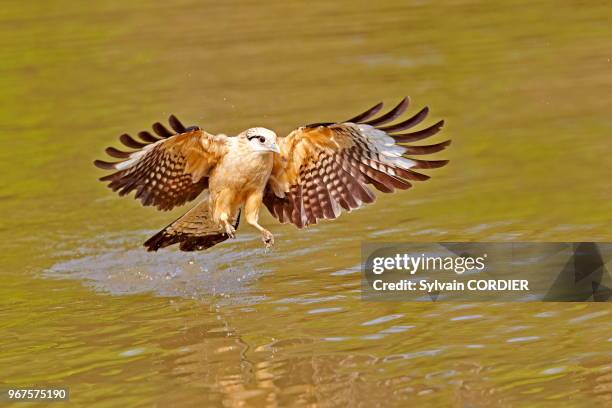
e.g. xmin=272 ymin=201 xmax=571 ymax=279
xmin=94 ymin=115 xmax=229 ymax=211
xmin=263 ymin=97 xmax=449 ymax=228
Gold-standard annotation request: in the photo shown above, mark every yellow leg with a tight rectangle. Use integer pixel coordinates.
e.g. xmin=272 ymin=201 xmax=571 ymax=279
xmin=219 ymin=212 xmax=236 ymax=238
xmin=214 ymin=191 xmax=236 ymax=238
xmin=244 ymin=191 xmax=274 ymax=248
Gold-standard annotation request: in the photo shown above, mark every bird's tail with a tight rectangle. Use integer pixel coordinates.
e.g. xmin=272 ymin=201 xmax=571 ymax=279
xmin=143 ymin=196 xmax=240 ymax=252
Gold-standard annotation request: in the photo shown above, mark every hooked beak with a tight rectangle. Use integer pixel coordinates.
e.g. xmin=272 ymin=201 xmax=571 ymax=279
xmin=269 ymin=142 xmax=281 ymax=154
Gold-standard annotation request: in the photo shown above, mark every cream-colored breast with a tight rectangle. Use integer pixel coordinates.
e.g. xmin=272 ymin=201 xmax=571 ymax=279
xmin=209 ymin=138 xmax=274 ymax=200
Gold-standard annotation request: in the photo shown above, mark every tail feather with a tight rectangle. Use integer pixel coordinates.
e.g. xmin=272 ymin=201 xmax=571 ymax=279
xmin=143 ymin=199 xmax=240 ymax=252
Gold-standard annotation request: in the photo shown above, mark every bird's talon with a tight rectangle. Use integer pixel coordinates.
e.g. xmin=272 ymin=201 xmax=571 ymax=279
xmin=225 ymin=224 xmax=236 ymax=239
xmin=262 ymin=231 xmax=274 ymax=248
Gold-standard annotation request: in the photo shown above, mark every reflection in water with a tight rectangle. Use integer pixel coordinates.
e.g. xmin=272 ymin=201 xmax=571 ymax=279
xmin=2 ymin=0 xmax=612 ymax=406
xmin=40 ymin=242 xmax=612 ymax=406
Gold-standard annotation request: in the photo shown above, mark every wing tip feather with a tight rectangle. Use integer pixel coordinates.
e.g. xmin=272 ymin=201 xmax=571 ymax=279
xmin=93 ymin=159 xmax=118 ymax=170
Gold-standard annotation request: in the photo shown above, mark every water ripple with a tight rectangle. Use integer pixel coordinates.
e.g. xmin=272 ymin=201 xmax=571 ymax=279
xmin=361 ymin=314 xmax=404 ymax=326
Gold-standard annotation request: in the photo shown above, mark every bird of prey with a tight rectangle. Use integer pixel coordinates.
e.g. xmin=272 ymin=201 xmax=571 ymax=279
xmin=94 ymin=97 xmax=449 ymax=252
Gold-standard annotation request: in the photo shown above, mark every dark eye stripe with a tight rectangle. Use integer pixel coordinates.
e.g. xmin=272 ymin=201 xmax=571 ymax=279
xmin=248 ymin=135 xmax=266 ymax=142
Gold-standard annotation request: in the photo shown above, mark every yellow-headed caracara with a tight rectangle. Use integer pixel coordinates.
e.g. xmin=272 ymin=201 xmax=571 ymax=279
xmin=94 ymin=97 xmax=449 ymax=251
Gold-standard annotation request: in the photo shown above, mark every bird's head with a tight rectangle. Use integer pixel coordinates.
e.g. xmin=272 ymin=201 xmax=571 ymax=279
xmin=242 ymin=127 xmax=281 ymax=154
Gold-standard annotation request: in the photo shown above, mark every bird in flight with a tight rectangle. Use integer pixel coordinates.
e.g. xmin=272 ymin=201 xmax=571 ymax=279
xmin=94 ymin=97 xmax=449 ymax=252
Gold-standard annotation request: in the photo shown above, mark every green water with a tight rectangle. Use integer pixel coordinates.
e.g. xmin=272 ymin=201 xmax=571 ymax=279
xmin=1 ymin=0 xmax=611 ymax=406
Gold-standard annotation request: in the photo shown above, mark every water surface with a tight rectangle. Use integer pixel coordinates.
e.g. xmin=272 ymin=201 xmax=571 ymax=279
xmin=1 ymin=0 xmax=611 ymax=406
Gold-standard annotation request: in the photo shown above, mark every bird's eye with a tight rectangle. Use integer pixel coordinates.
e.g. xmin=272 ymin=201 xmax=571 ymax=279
xmin=258 ymin=136 xmax=265 ymax=143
